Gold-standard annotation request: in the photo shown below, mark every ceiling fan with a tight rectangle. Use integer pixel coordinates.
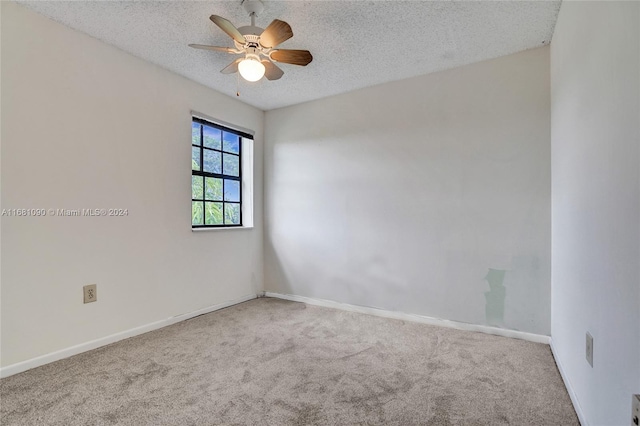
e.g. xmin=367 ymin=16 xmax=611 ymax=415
xmin=189 ymin=0 xmax=312 ymax=82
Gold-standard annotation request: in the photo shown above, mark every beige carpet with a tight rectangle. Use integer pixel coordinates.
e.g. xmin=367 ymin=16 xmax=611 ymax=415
xmin=1 ymin=297 xmax=578 ymax=425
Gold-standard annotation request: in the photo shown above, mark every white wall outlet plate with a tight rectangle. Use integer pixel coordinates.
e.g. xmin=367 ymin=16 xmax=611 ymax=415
xmin=585 ymin=332 xmax=593 ymax=367
xmin=83 ymin=284 xmax=97 ymax=304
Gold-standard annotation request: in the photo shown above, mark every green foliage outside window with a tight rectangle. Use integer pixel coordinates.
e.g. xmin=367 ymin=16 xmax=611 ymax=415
xmin=191 ymin=118 xmax=243 ymax=227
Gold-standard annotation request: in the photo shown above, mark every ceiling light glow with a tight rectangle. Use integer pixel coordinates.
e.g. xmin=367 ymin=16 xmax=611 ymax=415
xmin=238 ymin=56 xmax=265 ymax=82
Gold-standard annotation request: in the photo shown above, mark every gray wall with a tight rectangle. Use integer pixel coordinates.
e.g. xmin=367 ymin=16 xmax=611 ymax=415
xmin=550 ymin=1 xmax=640 ymax=424
xmin=265 ymin=47 xmax=551 ymax=335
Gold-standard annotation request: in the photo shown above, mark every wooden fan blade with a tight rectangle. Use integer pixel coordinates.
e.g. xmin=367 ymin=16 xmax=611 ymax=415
xmin=259 ymin=19 xmax=293 ymax=49
xmin=188 ymin=44 xmax=234 ymax=53
xmin=221 ymin=58 xmax=242 ymax=74
xmin=210 ymin=15 xmax=246 ymax=44
xmin=270 ymin=49 xmax=313 ymax=66
xmin=262 ymin=60 xmax=284 ymax=81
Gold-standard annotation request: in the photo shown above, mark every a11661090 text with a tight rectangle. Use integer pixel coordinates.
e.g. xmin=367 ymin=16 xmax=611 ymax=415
xmin=1 ymin=208 xmax=129 ymax=217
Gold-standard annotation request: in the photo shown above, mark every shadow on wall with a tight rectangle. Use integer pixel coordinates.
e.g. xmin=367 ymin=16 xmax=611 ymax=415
xmin=265 ymin=241 xmax=295 ymax=295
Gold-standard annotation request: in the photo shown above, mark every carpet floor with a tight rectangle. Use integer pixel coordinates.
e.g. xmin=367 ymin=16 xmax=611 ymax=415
xmin=1 ymin=297 xmax=578 ymax=425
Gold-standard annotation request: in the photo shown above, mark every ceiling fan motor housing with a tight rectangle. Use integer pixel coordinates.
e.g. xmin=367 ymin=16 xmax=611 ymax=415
xmin=237 ymin=29 xmax=263 ymax=39
xmin=234 ymin=33 xmax=265 ymax=56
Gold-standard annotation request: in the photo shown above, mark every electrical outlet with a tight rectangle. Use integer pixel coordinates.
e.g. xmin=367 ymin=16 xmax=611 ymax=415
xmin=83 ymin=284 xmax=97 ymax=304
xmin=585 ymin=332 xmax=593 ymax=367
xmin=632 ymin=394 xmax=639 ymax=426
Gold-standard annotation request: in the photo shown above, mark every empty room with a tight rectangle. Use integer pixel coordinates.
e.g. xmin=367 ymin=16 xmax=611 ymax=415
xmin=1 ymin=0 xmax=638 ymax=425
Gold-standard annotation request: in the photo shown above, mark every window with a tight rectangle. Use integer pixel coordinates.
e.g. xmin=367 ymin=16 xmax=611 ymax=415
xmin=191 ymin=117 xmax=251 ymax=228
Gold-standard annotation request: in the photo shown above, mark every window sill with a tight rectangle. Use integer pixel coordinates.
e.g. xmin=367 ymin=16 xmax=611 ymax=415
xmin=192 ymin=226 xmax=254 ymax=232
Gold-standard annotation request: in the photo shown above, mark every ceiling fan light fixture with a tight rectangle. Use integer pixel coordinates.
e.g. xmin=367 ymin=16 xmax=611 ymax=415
xmin=238 ymin=54 xmax=265 ymax=82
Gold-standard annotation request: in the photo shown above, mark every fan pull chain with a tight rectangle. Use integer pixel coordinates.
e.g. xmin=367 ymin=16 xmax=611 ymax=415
xmin=236 ymin=71 xmax=241 ymax=97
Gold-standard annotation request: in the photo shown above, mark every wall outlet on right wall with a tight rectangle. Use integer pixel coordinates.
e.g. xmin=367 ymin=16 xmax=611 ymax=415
xmin=585 ymin=332 xmax=593 ymax=367
xmin=632 ymin=394 xmax=639 ymax=426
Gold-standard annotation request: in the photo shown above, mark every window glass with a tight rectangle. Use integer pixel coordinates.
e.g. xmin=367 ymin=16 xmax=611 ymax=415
xmin=203 ymin=126 xmax=222 ymax=150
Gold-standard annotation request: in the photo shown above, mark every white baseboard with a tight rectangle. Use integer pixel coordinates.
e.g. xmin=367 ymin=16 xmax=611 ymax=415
xmin=550 ymin=339 xmax=588 ymax=426
xmin=265 ymin=292 xmax=550 ymax=344
xmin=0 ymin=293 xmax=258 ymax=379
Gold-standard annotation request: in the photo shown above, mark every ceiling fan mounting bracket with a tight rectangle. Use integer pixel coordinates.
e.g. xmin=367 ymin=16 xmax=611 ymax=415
xmin=242 ymin=0 xmax=264 ymax=18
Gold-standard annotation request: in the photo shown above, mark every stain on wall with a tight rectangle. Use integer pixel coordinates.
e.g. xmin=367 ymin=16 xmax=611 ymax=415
xmin=484 ymin=269 xmax=506 ymax=326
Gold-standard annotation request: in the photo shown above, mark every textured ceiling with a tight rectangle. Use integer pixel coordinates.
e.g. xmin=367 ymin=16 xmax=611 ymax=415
xmin=16 ymin=1 xmax=561 ymax=111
